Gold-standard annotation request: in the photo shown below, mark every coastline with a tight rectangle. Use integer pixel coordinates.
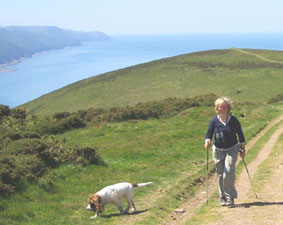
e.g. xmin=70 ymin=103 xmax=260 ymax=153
xmin=0 ymin=58 xmax=25 ymax=73
xmin=0 ymin=44 xmax=83 ymax=73
xmin=2 ymin=33 xmax=283 ymax=108
xmin=0 ymin=67 xmax=17 ymax=73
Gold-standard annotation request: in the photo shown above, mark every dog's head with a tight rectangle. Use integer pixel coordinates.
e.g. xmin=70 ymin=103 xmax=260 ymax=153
xmin=86 ymin=194 xmax=103 ymax=212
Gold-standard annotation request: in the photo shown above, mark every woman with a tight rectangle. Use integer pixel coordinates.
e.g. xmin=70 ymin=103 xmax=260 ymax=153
xmin=205 ymin=97 xmax=246 ymax=206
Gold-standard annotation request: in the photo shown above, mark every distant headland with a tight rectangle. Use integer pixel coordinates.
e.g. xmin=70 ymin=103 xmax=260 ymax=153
xmin=0 ymin=26 xmax=112 ymax=68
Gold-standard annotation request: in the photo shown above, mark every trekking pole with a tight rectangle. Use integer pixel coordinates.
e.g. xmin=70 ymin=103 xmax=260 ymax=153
xmin=206 ymin=148 xmax=209 ymax=204
xmin=242 ymin=157 xmax=259 ymax=199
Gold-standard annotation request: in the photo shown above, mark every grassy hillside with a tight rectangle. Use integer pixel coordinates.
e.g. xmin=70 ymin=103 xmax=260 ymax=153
xmin=2 ymin=46 xmax=283 ymax=224
xmin=1 ymin=103 xmax=282 ymax=225
xmin=21 ymin=48 xmax=283 ymax=115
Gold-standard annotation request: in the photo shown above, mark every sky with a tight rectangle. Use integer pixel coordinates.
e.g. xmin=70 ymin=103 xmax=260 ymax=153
xmin=0 ymin=0 xmax=283 ymax=35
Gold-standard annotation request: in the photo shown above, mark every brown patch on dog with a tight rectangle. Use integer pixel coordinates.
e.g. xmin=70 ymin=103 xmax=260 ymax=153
xmin=89 ymin=194 xmax=104 ymax=212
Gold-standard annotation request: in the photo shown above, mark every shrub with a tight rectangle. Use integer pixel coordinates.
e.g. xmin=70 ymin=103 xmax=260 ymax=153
xmin=34 ymin=115 xmax=86 ymax=135
xmin=21 ymin=131 xmax=41 ymax=139
xmin=0 ymin=107 xmax=105 ymax=196
xmin=13 ymin=154 xmax=46 ymax=181
xmin=10 ymin=108 xmax=26 ymax=120
xmin=0 ymin=137 xmax=105 ymax=195
xmin=0 ymin=128 xmax=23 ymax=150
xmin=53 ymin=111 xmax=71 ymax=120
xmin=4 ymin=138 xmax=48 ymax=156
xmin=0 ymin=130 xmax=22 ymax=141
xmin=64 ymin=115 xmax=85 ymax=129
xmin=49 ymin=146 xmax=106 ymax=167
xmin=84 ymin=108 xmax=105 ymax=121
xmin=268 ymin=93 xmax=283 ymax=103
xmin=0 ymin=155 xmax=19 ymax=194
xmin=33 ymin=119 xmax=60 ymax=135
xmin=0 ymin=105 xmax=10 ymax=118
xmin=76 ymin=147 xmax=105 ymax=166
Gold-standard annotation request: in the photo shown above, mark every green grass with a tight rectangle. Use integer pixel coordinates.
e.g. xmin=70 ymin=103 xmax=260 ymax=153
xmin=0 ymin=104 xmax=282 ymax=225
xmin=21 ymin=48 xmax=283 ymax=114
xmin=2 ymin=45 xmax=283 ymax=225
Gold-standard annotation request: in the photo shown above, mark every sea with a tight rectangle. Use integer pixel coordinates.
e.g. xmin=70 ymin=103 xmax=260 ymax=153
xmin=1 ymin=33 xmax=283 ymax=108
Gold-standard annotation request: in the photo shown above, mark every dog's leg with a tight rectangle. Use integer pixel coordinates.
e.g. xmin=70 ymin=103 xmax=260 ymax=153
xmin=113 ymin=199 xmax=124 ymax=214
xmin=131 ymin=200 xmax=136 ymax=212
xmin=124 ymin=197 xmax=132 ymax=213
xmin=125 ymin=194 xmax=136 ymax=213
xmin=125 ymin=191 xmax=135 ymax=213
xmin=90 ymin=212 xmax=98 ymax=219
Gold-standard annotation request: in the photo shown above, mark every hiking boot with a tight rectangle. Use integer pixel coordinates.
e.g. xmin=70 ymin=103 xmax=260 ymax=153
xmin=225 ymin=198 xmax=234 ymax=206
xmin=220 ymin=197 xmax=226 ymax=206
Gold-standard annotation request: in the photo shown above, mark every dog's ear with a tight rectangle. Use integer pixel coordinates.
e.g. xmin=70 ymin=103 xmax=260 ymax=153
xmin=88 ymin=194 xmax=96 ymax=203
xmin=97 ymin=195 xmax=102 ymax=204
xmin=95 ymin=195 xmax=104 ymax=212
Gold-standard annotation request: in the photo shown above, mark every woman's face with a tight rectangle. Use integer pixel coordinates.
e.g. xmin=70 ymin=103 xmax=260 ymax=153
xmin=217 ymin=102 xmax=228 ymax=114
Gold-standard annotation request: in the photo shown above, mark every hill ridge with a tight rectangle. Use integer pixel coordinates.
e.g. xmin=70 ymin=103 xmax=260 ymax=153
xmin=21 ymin=48 xmax=283 ymax=115
xmin=231 ymin=47 xmax=283 ymax=64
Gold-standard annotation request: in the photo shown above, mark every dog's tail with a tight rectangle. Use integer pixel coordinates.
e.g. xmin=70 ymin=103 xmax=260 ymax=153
xmin=133 ymin=182 xmax=153 ymax=188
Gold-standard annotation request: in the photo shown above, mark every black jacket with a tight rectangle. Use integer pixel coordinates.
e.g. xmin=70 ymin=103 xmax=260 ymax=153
xmin=205 ymin=115 xmax=245 ymax=149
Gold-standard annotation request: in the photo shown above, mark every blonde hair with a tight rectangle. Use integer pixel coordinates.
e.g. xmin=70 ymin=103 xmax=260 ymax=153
xmin=214 ymin=97 xmax=232 ymax=113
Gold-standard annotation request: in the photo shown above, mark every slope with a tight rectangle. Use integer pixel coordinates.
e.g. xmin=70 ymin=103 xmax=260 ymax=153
xmin=1 ymin=104 xmax=282 ymax=225
xmin=21 ymin=48 xmax=283 ymax=115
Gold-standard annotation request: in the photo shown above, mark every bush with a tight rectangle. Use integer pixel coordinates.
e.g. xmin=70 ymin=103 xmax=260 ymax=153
xmin=49 ymin=146 xmax=106 ymax=167
xmin=0 ymin=107 xmax=105 ymax=196
xmin=0 ymin=130 xmax=22 ymax=141
xmin=0 ymin=128 xmax=23 ymax=149
xmin=21 ymin=131 xmax=41 ymax=139
xmin=53 ymin=112 xmax=71 ymax=120
xmin=34 ymin=115 xmax=86 ymax=135
xmin=0 ymin=137 xmax=105 ymax=195
xmin=64 ymin=115 xmax=85 ymax=129
xmin=0 ymin=105 xmax=10 ymax=118
xmin=13 ymin=154 xmax=46 ymax=181
xmin=268 ymin=93 xmax=283 ymax=103
xmin=0 ymin=155 xmax=19 ymax=194
xmin=4 ymin=138 xmax=48 ymax=156
xmin=0 ymin=151 xmax=46 ymax=194
xmin=10 ymin=108 xmax=26 ymax=120
xmin=33 ymin=119 xmax=60 ymax=135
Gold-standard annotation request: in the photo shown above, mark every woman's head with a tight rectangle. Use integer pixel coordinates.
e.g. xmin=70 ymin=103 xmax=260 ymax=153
xmin=215 ymin=97 xmax=232 ymax=114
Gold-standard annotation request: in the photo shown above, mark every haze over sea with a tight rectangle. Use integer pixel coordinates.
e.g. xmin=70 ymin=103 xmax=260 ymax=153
xmin=1 ymin=33 xmax=283 ymax=108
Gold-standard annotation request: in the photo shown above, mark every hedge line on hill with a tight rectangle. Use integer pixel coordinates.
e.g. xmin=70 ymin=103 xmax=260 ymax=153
xmin=81 ymin=93 xmax=216 ymax=124
xmin=26 ymin=94 xmax=216 ymax=135
xmin=1 ymin=93 xmax=281 ymax=195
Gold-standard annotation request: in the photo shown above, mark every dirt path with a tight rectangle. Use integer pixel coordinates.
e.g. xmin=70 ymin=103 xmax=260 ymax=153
xmin=162 ymin=115 xmax=283 ymax=225
xmin=206 ymin=125 xmax=283 ymax=225
xmin=231 ymin=48 xmax=283 ymax=64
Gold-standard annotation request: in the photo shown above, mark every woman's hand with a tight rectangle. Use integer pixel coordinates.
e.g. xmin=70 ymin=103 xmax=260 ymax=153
xmin=239 ymin=144 xmax=246 ymax=158
xmin=204 ymin=139 xmax=211 ymax=150
xmin=239 ymin=150 xmax=245 ymax=158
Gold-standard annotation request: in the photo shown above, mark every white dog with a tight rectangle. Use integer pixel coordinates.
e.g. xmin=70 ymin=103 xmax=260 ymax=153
xmin=86 ymin=182 xmax=153 ymax=218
